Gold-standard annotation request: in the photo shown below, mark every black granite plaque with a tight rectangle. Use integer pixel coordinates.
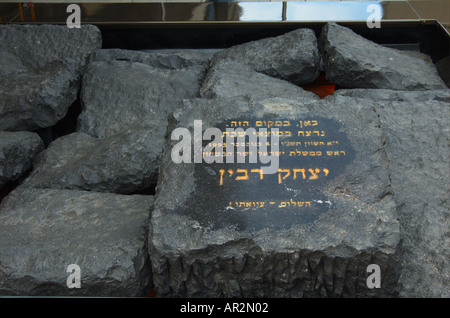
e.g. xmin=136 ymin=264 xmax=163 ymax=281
xmin=182 ymin=115 xmax=355 ymax=231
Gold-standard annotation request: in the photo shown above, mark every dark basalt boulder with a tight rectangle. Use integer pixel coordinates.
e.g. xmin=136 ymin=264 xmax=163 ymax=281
xmin=0 ymin=131 xmax=44 ymax=187
xmin=199 ymin=60 xmax=320 ymax=101
xmin=211 ymin=28 xmax=321 ymax=85
xmin=319 ymin=22 xmax=447 ymax=90
xmin=0 ymin=188 xmax=153 ymax=296
xmin=0 ymin=24 xmax=102 ymax=131
xmin=149 ymin=96 xmax=402 ymax=297
xmin=21 ymin=121 xmax=166 ymax=194
xmin=78 ymin=58 xmax=206 ymax=138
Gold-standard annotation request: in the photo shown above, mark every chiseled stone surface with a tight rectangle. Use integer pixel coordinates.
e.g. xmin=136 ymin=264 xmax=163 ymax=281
xmin=21 ymin=121 xmax=165 ymax=194
xmin=77 ymin=50 xmax=208 ymax=138
xmin=211 ymin=28 xmax=321 ymax=85
xmin=373 ymin=92 xmax=450 ymax=297
xmin=0 ymin=131 xmax=44 ymax=187
xmin=199 ymin=60 xmax=319 ymax=101
xmin=319 ymin=22 xmax=447 ymax=90
xmin=91 ymin=48 xmax=215 ymax=70
xmin=149 ymin=96 xmax=401 ymax=297
xmin=0 ymin=24 xmax=102 ymax=131
xmin=0 ymin=188 xmax=153 ymax=296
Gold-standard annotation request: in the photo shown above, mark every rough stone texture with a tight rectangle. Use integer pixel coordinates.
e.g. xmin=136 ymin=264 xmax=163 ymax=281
xmin=149 ymin=96 xmax=401 ymax=297
xmin=78 ymin=56 xmax=206 ymax=138
xmin=373 ymin=93 xmax=450 ymax=297
xmin=199 ymin=60 xmax=320 ymax=101
xmin=319 ymin=22 xmax=447 ymax=90
xmin=323 ymin=90 xmax=450 ymax=297
xmin=0 ymin=188 xmax=153 ymax=296
xmin=211 ymin=28 xmax=320 ymax=85
xmin=0 ymin=24 xmax=102 ymax=131
xmin=333 ymin=88 xmax=450 ymax=103
xmin=91 ymin=48 xmax=217 ymax=70
xmin=21 ymin=121 xmax=166 ymax=194
xmin=0 ymin=131 xmax=44 ymax=187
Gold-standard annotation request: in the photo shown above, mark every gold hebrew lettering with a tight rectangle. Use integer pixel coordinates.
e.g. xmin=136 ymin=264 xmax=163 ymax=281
xmin=251 ymin=169 xmax=264 ymax=180
xmin=277 ymin=168 xmax=291 ymax=184
xmin=293 ymin=168 xmax=306 ymax=180
xmin=308 ymin=168 xmax=320 ymax=180
xmin=219 ymin=169 xmax=225 ymax=186
xmin=236 ymin=169 xmax=249 ymax=181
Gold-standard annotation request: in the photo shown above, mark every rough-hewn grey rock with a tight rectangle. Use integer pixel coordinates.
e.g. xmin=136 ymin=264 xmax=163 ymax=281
xmin=78 ymin=58 xmax=206 ymax=138
xmin=0 ymin=24 xmax=102 ymax=73
xmin=211 ymin=28 xmax=320 ymax=85
xmin=332 ymin=88 xmax=450 ymax=103
xmin=199 ymin=60 xmax=320 ymax=101
xmin=323 ymin=90 xmax=450 ymax=297
xmin=0 ymin=61 xmax=80 ymax=131
xmin=374 ymin=94 xmax=450 ymax=297
xmin=0 ymin=188 xmax=153 ymax=296
xmin=21 ymin=121 xmax=166 ymax=194
xmin=0 ymin=24 xmax=102 ymax=131
xmin=0 ymin=131 xmax=44 ymax=187
xmin=91 ymin=48 xmax=217 ymax=70
xmin=319 ymin=23 xmax=447 ymax=90
xmin=149 ymin=96 xmax=401 ymax=297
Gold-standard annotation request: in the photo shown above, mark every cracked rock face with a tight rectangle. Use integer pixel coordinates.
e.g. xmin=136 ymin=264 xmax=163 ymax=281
xmin=211 ymin=28 xmax=321 ymax=85
xmin=0 ymin=24 xmax=102 ymax=131
xmin=149 ymin=96 xmax=402 ymax=297
xmin=91 ymin=48 xmax=215 ymax=70
xmin=319 ymin=23 xmax=447 ymax=90
xmin=324 ymin=89 xmax=450 ymax=297
xmin=0 ymin=188 xmax=153 ymax=296
xmin=372 ymin=91 xmax=450 ymax=297
xmin=77 ymin=50 xmax=208 ymax=138
xmin=20 ymin=121 xmax=166 ymax=194
xmin=0 ymin=131 xmax=44 ymax=187
xmin=199 ymin=60 xmax=320 ymax=101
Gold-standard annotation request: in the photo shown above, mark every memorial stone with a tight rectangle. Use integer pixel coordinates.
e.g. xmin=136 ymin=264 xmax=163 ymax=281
xmin=149 ymin=96 xmax=401 ymax=297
